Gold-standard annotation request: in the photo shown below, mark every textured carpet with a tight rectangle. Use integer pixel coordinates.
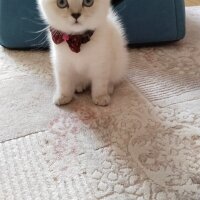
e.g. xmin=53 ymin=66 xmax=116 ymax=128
xmin=0 ymin=7 xmax=200 ymax=200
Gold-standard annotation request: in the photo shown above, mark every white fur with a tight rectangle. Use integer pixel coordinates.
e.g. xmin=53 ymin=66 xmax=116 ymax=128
xmin=37 ymin=0 xmax=128 ymax=106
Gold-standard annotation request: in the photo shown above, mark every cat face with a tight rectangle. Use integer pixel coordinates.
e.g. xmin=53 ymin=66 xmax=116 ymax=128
xmin=38 ymin=0 xmax=111 ymax=33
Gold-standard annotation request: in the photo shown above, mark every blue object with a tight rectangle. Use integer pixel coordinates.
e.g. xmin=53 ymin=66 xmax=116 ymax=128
xmin=0 ymin=0 xmax=185 ymax=49
xmin=115 ymin=0 xmax=186 ymax=45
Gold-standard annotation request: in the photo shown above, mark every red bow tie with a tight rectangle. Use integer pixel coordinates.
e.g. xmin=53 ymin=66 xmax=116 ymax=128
xmin=50 ymin=28 xmax=94 ymax=53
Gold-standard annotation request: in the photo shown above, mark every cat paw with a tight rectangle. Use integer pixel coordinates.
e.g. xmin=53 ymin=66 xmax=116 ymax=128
xmin=53 ymin=94 xmax=72 ymax=106
xmin=75 ymin=83 xmax=88 ymax=93
xmin=92 ymin=94 xmax=111 ymax=106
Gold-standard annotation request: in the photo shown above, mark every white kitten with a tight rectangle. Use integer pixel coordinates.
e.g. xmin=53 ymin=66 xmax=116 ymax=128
xmin=37 ymin=0 xmax=128 ymax=106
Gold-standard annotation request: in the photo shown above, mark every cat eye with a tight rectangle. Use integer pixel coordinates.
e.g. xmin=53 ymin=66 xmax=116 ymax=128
xmin=83 ymin=0 xmax=94 ymax=7
xmin=57 ymin=0 xmax=69 ymax=8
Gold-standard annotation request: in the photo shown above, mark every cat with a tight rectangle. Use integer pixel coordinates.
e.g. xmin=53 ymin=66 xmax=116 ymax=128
xmin=37 ymin=0 xmax=128 ymax=106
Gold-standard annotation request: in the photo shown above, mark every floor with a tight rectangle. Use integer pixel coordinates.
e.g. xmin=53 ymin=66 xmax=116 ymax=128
xmin=186 ymin=0 xmax=200 ymax=6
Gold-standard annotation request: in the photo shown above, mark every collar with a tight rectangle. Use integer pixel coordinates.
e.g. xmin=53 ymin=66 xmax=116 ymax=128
xmin=50 ymin=27 xmax=94 ymax=53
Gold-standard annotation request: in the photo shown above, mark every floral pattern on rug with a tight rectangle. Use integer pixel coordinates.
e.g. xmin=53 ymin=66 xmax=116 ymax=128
xmin=37 ymin=82 xmax=200 ymax=199
xmin=128 ymin=8 xmax=200 ymax=107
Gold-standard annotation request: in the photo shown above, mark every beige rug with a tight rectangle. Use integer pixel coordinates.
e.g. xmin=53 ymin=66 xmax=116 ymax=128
xmin=0 ymin=7 xmax=200 ymax=200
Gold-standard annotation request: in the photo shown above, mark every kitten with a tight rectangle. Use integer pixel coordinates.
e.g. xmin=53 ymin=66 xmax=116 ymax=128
xmin=37 ymin=0 xmax=128 ymax=106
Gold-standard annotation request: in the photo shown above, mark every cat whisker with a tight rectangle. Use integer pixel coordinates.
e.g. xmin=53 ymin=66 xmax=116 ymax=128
xmin=29 ymin=26 xmax=49 ymax=34
xmin=26 ymin=30 xmax=47 ymax=42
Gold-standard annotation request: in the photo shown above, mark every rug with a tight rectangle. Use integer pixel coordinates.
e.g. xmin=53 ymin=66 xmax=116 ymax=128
xmin=0 ymin=7 xmax=200 ymax=200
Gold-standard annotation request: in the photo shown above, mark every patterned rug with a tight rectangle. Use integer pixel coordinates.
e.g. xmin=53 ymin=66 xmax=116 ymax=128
xmin=0 ymin=7 xmax=200 ymax=200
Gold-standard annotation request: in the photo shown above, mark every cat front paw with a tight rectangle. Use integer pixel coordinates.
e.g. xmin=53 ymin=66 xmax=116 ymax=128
xmin=92 ymin=94 xmax=111 ymax=106
xmin=53 ymin=94 xmax=72 ymax=106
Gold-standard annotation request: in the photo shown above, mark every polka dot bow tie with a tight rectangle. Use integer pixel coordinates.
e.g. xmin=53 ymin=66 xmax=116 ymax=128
xmin=50 ymin=27 xmax=94 ymax=53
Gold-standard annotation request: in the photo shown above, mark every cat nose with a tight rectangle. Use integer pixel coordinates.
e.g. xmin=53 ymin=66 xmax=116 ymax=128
xmin=71 ymin=13 xmax=81 ymax=20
